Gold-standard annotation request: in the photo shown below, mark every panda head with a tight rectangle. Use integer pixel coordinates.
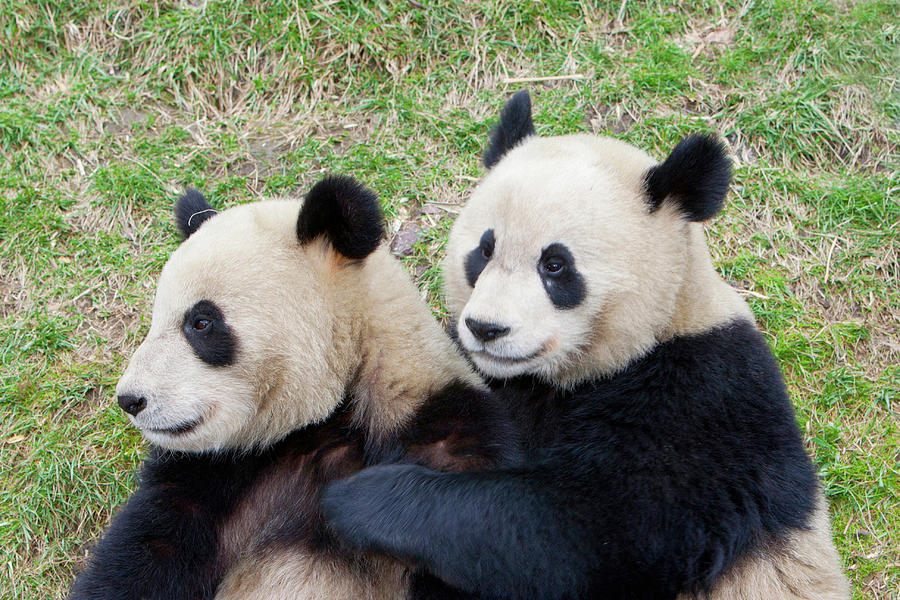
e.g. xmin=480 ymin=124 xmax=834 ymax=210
xmin=444 ymin=90 xmax=746 ymax=385
xmin=115 ymin=176 xmax=384 ymax=452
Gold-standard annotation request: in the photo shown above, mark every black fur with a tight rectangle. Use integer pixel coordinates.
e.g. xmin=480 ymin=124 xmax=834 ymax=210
xmin=69 ymin=381 xmax=518 ymax=600
xmin=321 ymin=320 xmax=819 ymax=600
xmin=464 ymin=229 xmax=495 ymax=287
xmin=537 ymin=243 xmax=585 ymax=309
xmin=69 ymin=445 xmax=258 ymax=600
xmin=297 ymin=175 xmax=383 ymax=259
xmin=181 ymin=300 xmax=237 ymax=367
xmin=174 ymin=189 xmax=216 ymax=238
xmin=644 ymin=134 xmax=732 ymax=222
xmin=483 ymin=90 xmax=536 ymax=169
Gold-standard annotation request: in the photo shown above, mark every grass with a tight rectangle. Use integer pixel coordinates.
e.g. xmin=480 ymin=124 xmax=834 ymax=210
xmin=1 ymin=0 xmax=897 ymax=598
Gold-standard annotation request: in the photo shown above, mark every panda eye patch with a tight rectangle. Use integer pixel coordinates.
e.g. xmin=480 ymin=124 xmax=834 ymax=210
xmin=538 ymin=243 xmax=586 ymax=309
xmin=182 ymin=300 xmax=237 ymax=366
xmin=464 ymin=229 xmax=495 ymax=287
xmin=478 ymin=229 xmax=495 ymax=258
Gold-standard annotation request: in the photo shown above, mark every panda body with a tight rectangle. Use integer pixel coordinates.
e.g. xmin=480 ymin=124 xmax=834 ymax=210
xmin=321 ymin=93 xmax=848 ymax=599
xmin=69 ymin=177 xmax=517 ymax=600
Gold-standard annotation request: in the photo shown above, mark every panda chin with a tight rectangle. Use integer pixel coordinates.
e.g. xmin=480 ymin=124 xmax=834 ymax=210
xmin=470 ymin=350 xmax=544 ymax=378
xmin=137 ymin=417 xmax=205 ymax=449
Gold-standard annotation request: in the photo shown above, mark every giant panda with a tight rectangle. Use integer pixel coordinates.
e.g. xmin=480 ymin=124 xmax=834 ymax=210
xmin=69 ymin=175 xmax=517 ymax=600
xmin=320 ymin=92 xmax=849 ymax=600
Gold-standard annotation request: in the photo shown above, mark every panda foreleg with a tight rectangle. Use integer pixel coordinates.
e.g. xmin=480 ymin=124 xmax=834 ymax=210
xmin=321 ymin=463 xmax=591 ymax=600
xmin=69 ymin=483 xmax=219 ymax=600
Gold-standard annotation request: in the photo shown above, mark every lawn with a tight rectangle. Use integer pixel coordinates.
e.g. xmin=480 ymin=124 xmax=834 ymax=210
xmin=0 ymin=1 xmax=897 ymax=598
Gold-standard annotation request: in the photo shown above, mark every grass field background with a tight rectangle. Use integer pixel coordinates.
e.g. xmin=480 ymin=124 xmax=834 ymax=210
xmin=1 ymin=1 xmax=897 ymax=598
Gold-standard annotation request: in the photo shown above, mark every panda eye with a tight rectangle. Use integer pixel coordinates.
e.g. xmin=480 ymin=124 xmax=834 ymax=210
xmin=481 ymin=245 xmax=493 ymax=260
xmin=542 ymin=257 xmax=566 ymax=274
xmin=192 ymin=318 xmax=212 ymax=332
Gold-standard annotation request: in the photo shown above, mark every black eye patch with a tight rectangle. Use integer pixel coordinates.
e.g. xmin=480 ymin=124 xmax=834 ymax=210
xmin=464 ymin=229 xmax=495 ymax=287
xmin=182 ymin=300 xmax=237 ymax=366
xmin=538 ymin=243 xmax=586 ymax=309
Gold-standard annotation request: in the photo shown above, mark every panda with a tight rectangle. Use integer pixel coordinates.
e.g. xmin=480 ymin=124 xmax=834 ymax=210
xmin=69 ymin=175 xmax=518 ymax=600
xmin=320 ymin=92 xmax=850 ymax=600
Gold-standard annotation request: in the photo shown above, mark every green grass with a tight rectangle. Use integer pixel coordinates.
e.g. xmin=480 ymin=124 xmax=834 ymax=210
xmin=1 ymin=1 xmax=897 ymax=598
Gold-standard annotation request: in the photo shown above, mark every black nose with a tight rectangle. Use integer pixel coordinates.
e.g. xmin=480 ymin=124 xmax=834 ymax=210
xmin=117 ymin=394 xmax=147 ymax=416
xmin=465 ymin=318 xmax=510 ymax=343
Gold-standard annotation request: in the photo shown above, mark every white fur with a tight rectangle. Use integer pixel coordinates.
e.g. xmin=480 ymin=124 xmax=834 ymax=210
xmin=444 ymin=131 xmax=847 ymax=598
xmin=117 ymin=199 xmax=480 ymax=452
xmin=680 ymin=498 xmax=849 ymax=600
xmin=116 ymin=201 xmax=345 ymax=451
xmin=445 ymin=134 xmax=750 ymax=385
xmin=215 ymin=551 xmax=407 ymax=600
xmin=112 ymin=194 xmax=486 ymax=598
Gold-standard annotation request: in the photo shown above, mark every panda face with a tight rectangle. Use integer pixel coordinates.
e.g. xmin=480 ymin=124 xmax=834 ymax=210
xmin=116 ymin=199 xmax=349 ymax=452
xmin=445 ymin=134 xmax=696 ymax=383
xmin=456 ymin=225 xmax=594 ymax=380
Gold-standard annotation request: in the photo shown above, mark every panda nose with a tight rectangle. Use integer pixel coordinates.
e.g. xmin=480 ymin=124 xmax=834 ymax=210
xmin=465 ymin=318 xmax=510 ymax=343
xmin=117 ymin=394 xmax=147 ymax=416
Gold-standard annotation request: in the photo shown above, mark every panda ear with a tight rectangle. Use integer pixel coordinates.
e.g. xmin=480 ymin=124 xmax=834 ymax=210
xmin=643 ymin=134 xmax=731 ymax=222
xmin=297 ymin=175 xmax=384 ymax=259
xmin=483 ymin=89 xmax=536 ymax=169
xmin=175 ymin=189 xmax=217 ymax=238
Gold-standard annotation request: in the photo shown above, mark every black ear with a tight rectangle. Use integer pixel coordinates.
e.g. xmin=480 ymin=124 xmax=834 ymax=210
xmin=483 ymin=90 xmax=536 ymax=169
xmin=644 ymin=134 xmax=731 ymax=222
xmin=175 ymin=189 xmax=217 ymax=238
xmin=297 ymin=175 xmax=383 ymax=259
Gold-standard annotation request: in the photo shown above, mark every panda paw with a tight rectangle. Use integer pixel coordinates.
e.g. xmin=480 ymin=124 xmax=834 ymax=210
xmin=321 ymin=463 xmax=432 ymax=555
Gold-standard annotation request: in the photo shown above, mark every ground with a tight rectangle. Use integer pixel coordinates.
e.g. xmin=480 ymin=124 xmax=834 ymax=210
xmin=0 ymin=1 xmax=897 ymax=599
